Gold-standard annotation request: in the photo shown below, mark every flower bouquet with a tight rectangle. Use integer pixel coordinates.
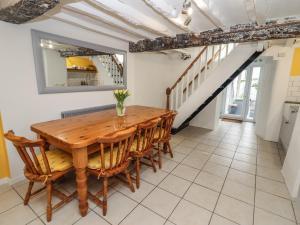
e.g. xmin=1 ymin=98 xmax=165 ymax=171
xmin=113 ymin=89 xmax=130 ymax=116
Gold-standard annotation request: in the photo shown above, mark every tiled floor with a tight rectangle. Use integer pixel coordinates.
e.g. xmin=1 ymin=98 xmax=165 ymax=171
xmin=0 ymin=121 xmax=299 ymax=225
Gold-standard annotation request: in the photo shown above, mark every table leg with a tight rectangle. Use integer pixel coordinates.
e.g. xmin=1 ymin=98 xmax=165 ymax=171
xmin=72 ymin=147 xmax=88 ymax=216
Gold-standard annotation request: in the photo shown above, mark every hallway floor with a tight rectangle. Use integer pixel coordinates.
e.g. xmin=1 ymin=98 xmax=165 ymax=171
xmin=0 ymin=121 xmax=299 ymax=225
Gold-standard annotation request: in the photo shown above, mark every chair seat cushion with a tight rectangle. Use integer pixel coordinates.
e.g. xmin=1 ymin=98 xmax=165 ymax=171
xmin=37 ymin=149 xmax=73 ymax=173
xmin=88 ymin=148 xmax=124 ymax=170
xmin=130 ymin=137 xmax=150 ymax=153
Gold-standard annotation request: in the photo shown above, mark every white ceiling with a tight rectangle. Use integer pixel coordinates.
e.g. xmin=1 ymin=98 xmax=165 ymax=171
xmin=46 ymin=0 xmax=300 ymax=43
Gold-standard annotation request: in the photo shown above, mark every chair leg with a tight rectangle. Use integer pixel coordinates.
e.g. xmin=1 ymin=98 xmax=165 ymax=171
xmin=167 ymin=141 xmax=174 ymax=158
xmin=157 ymin=143 xmax=162 ymax=169
xmin=46 ymin=182 xmax=53 ymax=222
xmin=135 ymin=158 xmax=141 ymax=189
xmin=124 ymin=169 xmax=135 ymax=193
xmin=102 ymin=177 xmax=108 ymax=216
xmin=149 ymin=152 xmax=157 ymax=173
xmin=24 ymin=181 xmax=34 ymax=205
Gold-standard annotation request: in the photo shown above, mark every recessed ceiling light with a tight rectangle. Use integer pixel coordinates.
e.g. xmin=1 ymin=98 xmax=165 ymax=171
xmin=48 ymin=44 xmax=53 ymax=49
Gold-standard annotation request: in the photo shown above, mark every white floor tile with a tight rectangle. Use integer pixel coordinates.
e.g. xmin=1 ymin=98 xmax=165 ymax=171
xmin=195 ymin=171 xmax=225 ymax=192
xmin=142 ymin=188 xmax=180 ymax=218
xmin=184 ymin=184 xmax=219 ymax=211
xmin=174 ymin=145 xmax=194 ymax=155
xmin=202 ymin=162 xmax=229 ymax=178
xmin=96 ymin=192 xmax=137 ymax=225
xmin=214 ymin=148 xmax=235 ymax=159
xmin=169 ymin=199 xmax=212 ymax=225
xmin=234 ymin=152 xmax=256 ymax=164
xmin=120 ymin=205 xmax=165 ymax=225
xmin=160 ymin=158 xmax=178 ymax=172
xmin=74 ymin=211 xmax=110 ymax=225
xmin=0 ymin=183 xmax=11 ymax=195
xmin=254 ymin=208 xmax=296 ymax=225
xmin=231 ymin=160 xmax=256 ymax=175
xmin=41 ymin=200 xmax=82 ymax=225
xmin=27 ymin=218 xmax=45 ymax=225
xmin=256 ymin=166 xmax=285 ymax=182
xmin=0 ymin=189 xmax=23 ymax=213
xmin=255 ymin=190 xmax=295 ymax=221
xmin=0 ymin=204 xmax=36 ymax=225
xmin=171 ymin=164 xmax=199 ymax=181
xmin=209 ymin=214 xmax=239 ymax=225
xmin=208 ymin=154 xmax=232 ymax=167
xmin=159 ymin=174 xmax=191 ymax=197
xmin=141 ymin=168 xmax=168 ymax=185
xmin=227 ymin=169 xmax=255 ymax=187
xmin=256 ymin=177 xmax=290 ymax=199
xmin=195 ymin=144 xmax=216 ymax=153
xmin=222 ymin=180 xmax=255 ymax=204
xmin=114 ymin=180 xmax=155 ymax=202
xmin=215 ymin=194 xmax=254 ymax=225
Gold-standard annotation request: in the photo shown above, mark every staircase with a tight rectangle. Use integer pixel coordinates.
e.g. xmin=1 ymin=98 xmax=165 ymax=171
xmin=98 ymin=55 xmax=124 ymax=85
xmin=166 ymin=43 xmax=264 ymax=133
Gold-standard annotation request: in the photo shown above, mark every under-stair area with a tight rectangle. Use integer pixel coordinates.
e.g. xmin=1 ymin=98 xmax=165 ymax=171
xmin=166 ymin=43 xmax=264 ymax=133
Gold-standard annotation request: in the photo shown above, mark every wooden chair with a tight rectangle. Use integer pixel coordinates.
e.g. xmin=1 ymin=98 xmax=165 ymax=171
xmin=153 ymin=112 xmax=177 ymax=168
xmin=4 ymin=130 xmax=76 ymax=222
xmin=87 ymin=126 xmax=136 ymax=216
xmin=130 ymin=118 xmax=160 ymax=189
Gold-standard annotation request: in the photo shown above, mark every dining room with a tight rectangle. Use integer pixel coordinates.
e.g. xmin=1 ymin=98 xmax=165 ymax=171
xmin=1 ymin=1 xmax=300 ymax=225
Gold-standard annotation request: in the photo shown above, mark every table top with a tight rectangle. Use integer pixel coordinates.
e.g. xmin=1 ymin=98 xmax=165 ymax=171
xmin=31 ymin=105 xmax=170 ymax=149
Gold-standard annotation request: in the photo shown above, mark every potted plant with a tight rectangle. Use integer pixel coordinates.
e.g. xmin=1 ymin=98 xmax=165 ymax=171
xmin=113 ymin=89 xmax=130 ymax=116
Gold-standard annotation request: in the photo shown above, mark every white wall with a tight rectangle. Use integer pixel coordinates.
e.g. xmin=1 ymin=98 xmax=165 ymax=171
xmin=42 ymin=48 xmax=67 ymax=86
xmin=256 ymin=47 xmax=293 ymax=142
xmin=255 ymin=57 xmax=276 ymax=138
xmin=133 ymin=48 xmax=202 ymax=108
xmin=190 ymin=96 xmax=221 ymax=130
xmin=282 ymin=111 xmax=300 ymax=197
xmin=0 ymin=19 xmax=135 ymax=182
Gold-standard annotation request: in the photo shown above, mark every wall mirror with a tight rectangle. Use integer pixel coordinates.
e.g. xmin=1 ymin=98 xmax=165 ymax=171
xmin=32 ymin=30 xmax=127 ymax=94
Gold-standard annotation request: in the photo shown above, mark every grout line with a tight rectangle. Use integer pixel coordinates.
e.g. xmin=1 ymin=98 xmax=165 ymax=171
xmin=207 ymin=123 xmax=241 ymax=225
xmin=252 ymin=131 xmax=259 ymax=225
xmin=115 ymin=141 xmax=197 ymax=225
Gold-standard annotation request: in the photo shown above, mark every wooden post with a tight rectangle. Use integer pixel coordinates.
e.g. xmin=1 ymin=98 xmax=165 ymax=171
xmin=166 ymin=88 xmax=171 ymax=110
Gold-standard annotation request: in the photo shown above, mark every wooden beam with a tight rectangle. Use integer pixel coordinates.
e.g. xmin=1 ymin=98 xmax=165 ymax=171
xmin=129 ymin=20 xmax=300 ymax=52
xmin=0 ymin=0 xmax=60 ymax=24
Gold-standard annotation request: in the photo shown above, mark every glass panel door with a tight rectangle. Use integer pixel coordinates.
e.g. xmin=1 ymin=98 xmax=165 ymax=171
xmin=245 ymin=67 xmax=261 ymax=121
xmin=222 ymin=70 xmax=247 ymax=119
xmin=221 ymin=65 xmax=261 ymax=122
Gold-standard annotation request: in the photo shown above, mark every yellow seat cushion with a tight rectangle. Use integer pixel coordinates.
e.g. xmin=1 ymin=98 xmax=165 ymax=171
xmin=88 ymin=148 xmax=125 ymax=170
xmin=37 ymin=149 xmax=73 ymax=174
xmin=130 ymin=137 xmax=150 ymax=153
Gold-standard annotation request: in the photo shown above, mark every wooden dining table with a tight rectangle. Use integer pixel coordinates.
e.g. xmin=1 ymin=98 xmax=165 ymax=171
xmin=31 ymin=105 xmax=170 ymax=217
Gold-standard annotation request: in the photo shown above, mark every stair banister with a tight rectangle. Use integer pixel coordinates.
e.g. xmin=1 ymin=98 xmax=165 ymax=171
xmin=166 ymin=47 xmax=208 ymax=109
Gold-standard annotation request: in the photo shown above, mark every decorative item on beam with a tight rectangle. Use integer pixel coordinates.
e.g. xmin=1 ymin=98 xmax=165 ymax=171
xmin=59 ymin=47 xmax=110 ymax=57
xmin=0 ymin=0 xmax=60 ymax=24
xmin=129 ymin=20 xmax=300 ymax=52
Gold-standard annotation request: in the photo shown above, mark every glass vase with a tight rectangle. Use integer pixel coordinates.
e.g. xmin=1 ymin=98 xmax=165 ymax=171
xmin=116 ymin=101 xmax=126 ymax=117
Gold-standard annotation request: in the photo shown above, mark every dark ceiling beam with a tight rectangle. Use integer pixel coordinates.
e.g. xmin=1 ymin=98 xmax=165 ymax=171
xmin=129 ymin=20 xmax=300 ymax=52
xmin=0 ymin=0 xmax=60 ymax=24
xmin=59 ymin=47 xmax=109 ymax=57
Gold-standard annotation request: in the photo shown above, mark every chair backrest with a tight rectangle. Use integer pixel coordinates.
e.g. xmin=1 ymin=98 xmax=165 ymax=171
xmin=4 ymin=130 xmax=51 ymax=175
xmin=134 ymin=118 xmax=160 ymax=154
xmin=97 ymin=126 xmax=136 ymax=171
xmin=156 ymin=111 xmax=177 ymax=141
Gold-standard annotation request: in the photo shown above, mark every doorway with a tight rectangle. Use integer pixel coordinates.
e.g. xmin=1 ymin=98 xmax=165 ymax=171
xmin=221 ymin=65 xmax=261 ymax=122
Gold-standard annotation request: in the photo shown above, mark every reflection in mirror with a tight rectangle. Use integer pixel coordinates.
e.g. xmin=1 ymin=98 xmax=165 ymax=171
xmin=40 ymin=39 xmax=124 ymax=88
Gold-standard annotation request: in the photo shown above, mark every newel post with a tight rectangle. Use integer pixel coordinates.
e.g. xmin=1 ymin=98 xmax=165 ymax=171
xmin=166 ymin=88 xmax=171 ymax=110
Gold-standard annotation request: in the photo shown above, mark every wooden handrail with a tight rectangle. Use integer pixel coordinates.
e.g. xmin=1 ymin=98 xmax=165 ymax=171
xmin=182 ymin=45 xmax=226 ymax=93
xmin=111 ymin=55 xmax=123 ymax=75
xmin=166 ymin=44 xmax=229 ymax=109
xmin=170 ymin=47 xmax=207 ymax=90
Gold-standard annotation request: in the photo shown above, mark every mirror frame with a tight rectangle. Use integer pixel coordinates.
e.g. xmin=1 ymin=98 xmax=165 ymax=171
xmin=31 ymin=29 xmax=127 ymax=94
